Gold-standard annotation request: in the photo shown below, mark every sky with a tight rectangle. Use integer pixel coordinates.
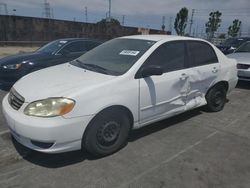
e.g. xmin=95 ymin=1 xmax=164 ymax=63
xmin=1 ymin=0 xmax=250 ymax=36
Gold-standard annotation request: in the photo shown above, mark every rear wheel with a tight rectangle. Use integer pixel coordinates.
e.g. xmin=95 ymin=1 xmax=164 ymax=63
xmin=83 ymin=109 xmax=131 ymax=156
xmin=205 ymin=84 xmax=227 ymax=112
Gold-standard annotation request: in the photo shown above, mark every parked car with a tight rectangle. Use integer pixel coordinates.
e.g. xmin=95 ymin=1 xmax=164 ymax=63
xmin=2 ymin=35 xmax=238 ymax=156
xmin=0 ymin=38 xmax=101 ymax=88
xmin=216 ymin=37 xmax=250 ymax=55
xmin=227 ymin=41 xmax=250 ymax=81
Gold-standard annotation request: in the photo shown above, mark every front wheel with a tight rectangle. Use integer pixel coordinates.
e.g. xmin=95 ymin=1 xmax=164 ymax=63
xmin=205 ymin=84 xmax=227 ymax=112
xmin=83 ymin=109 xmax=131 ymax=157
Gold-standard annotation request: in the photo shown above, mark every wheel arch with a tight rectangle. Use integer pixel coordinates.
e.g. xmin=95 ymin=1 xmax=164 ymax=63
xmin=207 ymin=80 xmax=229 ymax=96
xmin=82 ymin=105 xmax=134 ymax=145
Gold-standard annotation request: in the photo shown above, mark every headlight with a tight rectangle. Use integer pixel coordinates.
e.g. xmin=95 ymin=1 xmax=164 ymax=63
xmin=3 ymin=63 xmax=22 ymax=70
xmin=24 ymin=98 xmax=75 ymax=117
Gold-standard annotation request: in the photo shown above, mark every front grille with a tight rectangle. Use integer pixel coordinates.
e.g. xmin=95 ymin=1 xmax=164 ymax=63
xmin=8 ymin=88 xmax=25 ymax=110
xmin=237 ymin=64 xmax=250 ymax=70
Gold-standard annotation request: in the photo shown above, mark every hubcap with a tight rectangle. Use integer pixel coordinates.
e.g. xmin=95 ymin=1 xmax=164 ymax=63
xmin=213 ymin=91 xmax=224 ymax=106
xmin=96 ymin=121 xmax=121 ymax=146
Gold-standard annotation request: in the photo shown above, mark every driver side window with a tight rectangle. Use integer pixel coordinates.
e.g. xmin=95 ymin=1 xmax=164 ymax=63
xmin=144 ymin=41 xmax=186 ymax=73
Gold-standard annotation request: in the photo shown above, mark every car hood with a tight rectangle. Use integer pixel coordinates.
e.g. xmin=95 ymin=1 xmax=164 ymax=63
xmin=13 ymin=63 xmax=115 ymax=102
xmin=0 ymin=52 xmax=47 ymax=66
xmin=227 ymin=53 xmax=250 ymax=65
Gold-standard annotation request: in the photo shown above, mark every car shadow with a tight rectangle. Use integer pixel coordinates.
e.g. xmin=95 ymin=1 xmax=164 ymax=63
xmin=12 ymin=108 xmax=202 ymax=168
xmin=12 ymin=137 xmax=97 ymax=168
xmin=236 ymin=81 xmax=250 ymax=90
xmin=128 ymin=109 xmax=202 ymax=142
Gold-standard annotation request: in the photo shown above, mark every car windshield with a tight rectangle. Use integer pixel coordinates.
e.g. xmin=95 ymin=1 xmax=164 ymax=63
xmin=70 ymin=38 xmax=156 ymax=76
xmin=37 ymin=40 xmax=68 ymax=54
xmin=235 ymin=42 xmax=250 ymax=53
xmin=222 ymin=38 xmax=248 ymax=48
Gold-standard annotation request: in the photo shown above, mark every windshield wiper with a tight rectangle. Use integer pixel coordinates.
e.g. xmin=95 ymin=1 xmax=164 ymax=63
xmin=83 ymin=63 xmax=107 ymax=72
xmin=74 ymin=60 xmax=109 ymax=75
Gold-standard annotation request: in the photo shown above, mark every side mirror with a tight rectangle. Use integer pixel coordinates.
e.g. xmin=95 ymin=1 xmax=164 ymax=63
xmin=140 ymin=65 xmax=163 ymax=78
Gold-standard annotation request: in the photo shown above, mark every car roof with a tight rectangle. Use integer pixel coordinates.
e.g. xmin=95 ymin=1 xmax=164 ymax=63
xmin=120 ymin=34 xmax=204 ymax=42
xmin=55 ymin=38 xmax=101 ymax=42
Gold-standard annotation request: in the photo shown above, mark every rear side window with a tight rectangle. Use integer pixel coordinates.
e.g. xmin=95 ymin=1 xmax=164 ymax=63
xmin=144 ymin=41 xmax=185 ymax=73
xmin=187 ymin=41 xmax=218 ymax=67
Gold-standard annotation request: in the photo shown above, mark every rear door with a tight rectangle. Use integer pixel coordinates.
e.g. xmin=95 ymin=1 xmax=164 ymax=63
xmin=185 ymin=40 xmax=220 ymax=109
xmin=138 ymin=41 xmax=190 ymax=123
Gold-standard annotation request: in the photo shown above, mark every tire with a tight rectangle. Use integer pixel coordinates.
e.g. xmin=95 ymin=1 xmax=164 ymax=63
xmin=83 ymin=109 xmax=131 ymax=157
xmin=205 ymin=84 xmax=227 ymax=112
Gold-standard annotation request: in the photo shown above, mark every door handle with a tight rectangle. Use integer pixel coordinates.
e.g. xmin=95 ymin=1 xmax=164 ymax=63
xmin=180 ymin=73 xmax=189 ymax=80
xmin=212 ymin=67 xmax=218 ymax=73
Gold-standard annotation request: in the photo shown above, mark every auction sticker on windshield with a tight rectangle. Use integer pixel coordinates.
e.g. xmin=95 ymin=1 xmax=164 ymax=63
xmin=119 ymin=50 xmax=140 ymax=56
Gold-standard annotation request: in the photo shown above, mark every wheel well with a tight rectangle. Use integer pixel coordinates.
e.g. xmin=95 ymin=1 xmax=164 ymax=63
xmin=99 ymin=105 xmax=134 ymax=128
xmin=213 ymin=81 xmax=229 ymax=91
xmin=82 ymin=105 xmax=134 ymax=148
xmin=207 ymin=81 xmax=229 ymax=96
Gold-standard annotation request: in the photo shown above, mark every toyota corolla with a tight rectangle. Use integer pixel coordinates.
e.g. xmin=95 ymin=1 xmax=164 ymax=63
xmin=2 ymin=35 xmax=238 ymax=156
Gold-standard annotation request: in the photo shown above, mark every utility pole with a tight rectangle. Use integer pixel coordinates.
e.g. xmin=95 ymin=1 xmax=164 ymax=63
xmin=239 ymin=24 xmax=242 ymax=37
xmin=85 ymin=6 xmax=88 ymax=23
xmin=108 ymin=0 xmax=111 ymax=21
xmin=161 ymin=16 xmax=166 ymax=31
xmin=189 ymin=9 xmax=195 ymax=36
xmin=0 ymin=2 xmax=8 ymax=15
xmin=169 ymin=17 xmax=173 ymax=34
xmin=44 ymin=0 xmax=51 ymax=19
xmin=51 ymin=7 xmax=54 ymax=19
xmin=196 ymin=24 xmax=198 ymax=37
xmin=122 ymin=15 xmax=125 ymax=25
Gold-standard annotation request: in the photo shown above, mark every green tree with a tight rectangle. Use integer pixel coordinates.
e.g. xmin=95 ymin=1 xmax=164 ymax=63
xmin=228 ymin=19 xmax=241 ymax=37
xmin=205 ymin=11 xmax=222 ymax=40
xmin=174 ymin=7 xmax=188 ymax=36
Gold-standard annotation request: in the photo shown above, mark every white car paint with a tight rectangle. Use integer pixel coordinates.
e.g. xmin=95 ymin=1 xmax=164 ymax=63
xmin=227 ymin=52 xmax=250 ymax=81
xmin=2 ymin=35 xmax=238 ymax=153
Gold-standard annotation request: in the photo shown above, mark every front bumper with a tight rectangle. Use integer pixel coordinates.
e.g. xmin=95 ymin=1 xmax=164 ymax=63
xmin=238 ymin=69 xmax=250 ymax=81
xmin=2 ymin=94 xmax=94 ymax=153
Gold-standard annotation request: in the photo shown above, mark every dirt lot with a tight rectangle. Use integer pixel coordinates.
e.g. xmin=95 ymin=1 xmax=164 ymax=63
xmin=0 ymin=47 xmax=38 ymax=57
xmin=0 ymin=82 xmax=250 ymax=188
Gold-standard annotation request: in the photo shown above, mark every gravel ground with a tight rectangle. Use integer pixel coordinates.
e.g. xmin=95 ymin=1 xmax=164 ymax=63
xmin=0 ymin=47 xmax=38 ymax=57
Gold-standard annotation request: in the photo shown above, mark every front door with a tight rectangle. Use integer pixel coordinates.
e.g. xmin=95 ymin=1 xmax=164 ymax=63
xmin=138 ymin=41 xmax=190 ymax=124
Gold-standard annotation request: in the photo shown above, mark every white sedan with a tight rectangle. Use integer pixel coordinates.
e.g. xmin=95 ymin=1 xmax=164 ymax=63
xmin=2 ymin=35 xmax=238 ymax=156
xmin=227 ymin=41 xmax=250 ymax=81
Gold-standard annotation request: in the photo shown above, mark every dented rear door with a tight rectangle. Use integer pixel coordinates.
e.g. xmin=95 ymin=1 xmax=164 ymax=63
xmin=185 ymin=40 xmax=220 ymax=109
